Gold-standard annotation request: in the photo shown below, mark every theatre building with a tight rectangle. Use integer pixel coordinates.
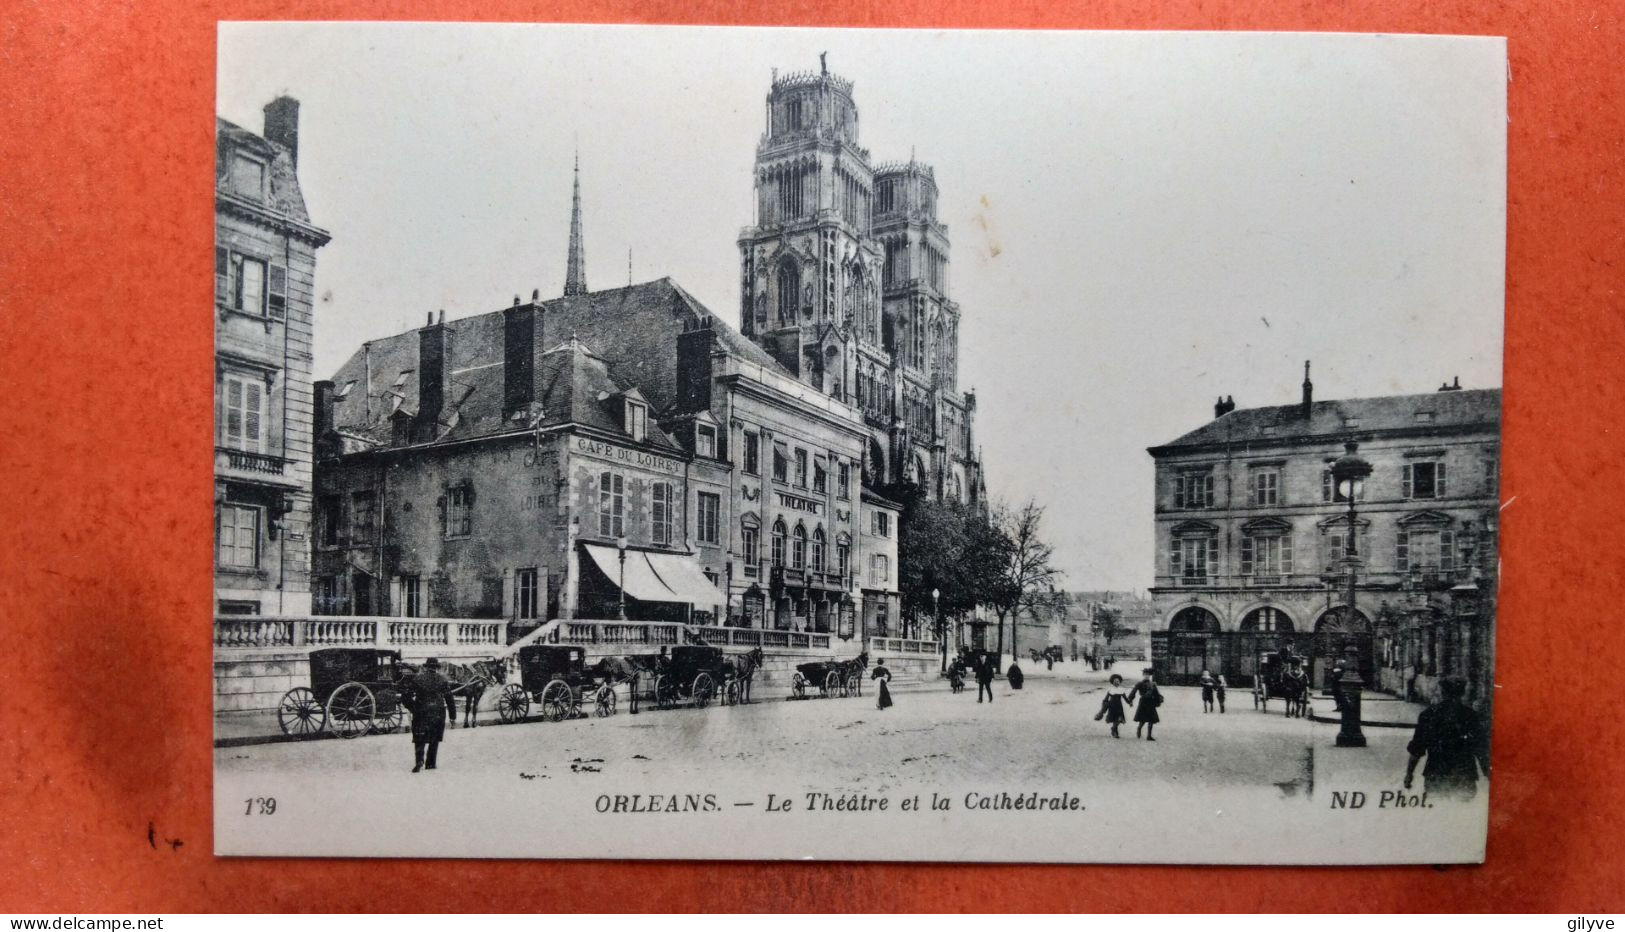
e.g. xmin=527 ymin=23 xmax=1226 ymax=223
xmin=1146 ymin=367 xmax=1500 ymax=702
xmin=214 ymin=98 xmax=331 ymax=615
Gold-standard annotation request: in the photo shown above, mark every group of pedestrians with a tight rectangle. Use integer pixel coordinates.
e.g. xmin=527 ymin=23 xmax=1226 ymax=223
xmin=1094 ymin=667 xmax=1163 ymax=739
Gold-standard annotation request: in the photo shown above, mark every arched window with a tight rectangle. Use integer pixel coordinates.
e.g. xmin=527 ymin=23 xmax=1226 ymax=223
xmin=791 ymin=524 xmax=807 ymax=570
xmin=1170 ymin=607 xmax=1221 ymax=633
xmin=811 ymin=527 xmax=826 ymax=573
xmin=776 ymin=261 xmax=800 ymax=324
xmin=771 ymin=519 xmax=787 ymax=567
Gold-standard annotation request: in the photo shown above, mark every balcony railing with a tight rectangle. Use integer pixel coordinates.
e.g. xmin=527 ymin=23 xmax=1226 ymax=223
xmin=215 ymin=446 xmax=300 ymax=487
xmin=214 ymin=615 xmax=507 ymax=651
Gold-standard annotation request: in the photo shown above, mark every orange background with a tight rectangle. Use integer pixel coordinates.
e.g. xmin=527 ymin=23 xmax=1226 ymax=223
xmin=2 ymin=0 xmax=1622 ymax=913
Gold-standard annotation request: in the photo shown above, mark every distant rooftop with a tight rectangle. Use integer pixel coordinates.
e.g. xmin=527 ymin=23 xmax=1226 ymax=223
xmin=1150 ymin=387 xmax=1501 ymax=455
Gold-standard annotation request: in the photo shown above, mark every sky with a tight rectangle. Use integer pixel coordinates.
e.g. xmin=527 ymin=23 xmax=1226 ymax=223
xmin=219 ymin=24 xmax=1506 ymax=591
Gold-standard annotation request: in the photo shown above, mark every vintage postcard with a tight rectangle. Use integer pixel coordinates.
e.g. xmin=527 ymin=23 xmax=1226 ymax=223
xmin=212 ymin=24 xmax=1506 ymax=862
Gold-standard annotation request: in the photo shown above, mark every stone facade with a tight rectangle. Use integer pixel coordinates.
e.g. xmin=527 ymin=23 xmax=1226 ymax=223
xmin=214 ymin=98 xmax=331 ymax=615
xmin=736 ymin=64 xmax=985 ymax=510
xmin=1146 ymin=371 xmax=1500 ymax=697
xmin=313 ymin=279 xmax=901 ymax=645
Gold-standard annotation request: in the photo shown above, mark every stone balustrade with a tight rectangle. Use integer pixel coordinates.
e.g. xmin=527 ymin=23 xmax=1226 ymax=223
xmin=214 ymin=615 xmax=506 ymax=651
xmin=867 ymin=636 xmax=939 ymax=656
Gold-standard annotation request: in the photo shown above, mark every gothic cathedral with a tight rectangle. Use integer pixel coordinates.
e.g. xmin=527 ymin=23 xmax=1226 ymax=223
xmin=738 ymin=62 xmax=986 ymax=507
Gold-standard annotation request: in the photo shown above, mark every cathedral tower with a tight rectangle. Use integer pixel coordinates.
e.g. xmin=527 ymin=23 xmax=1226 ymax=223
xmin=738 ymin=62 xmax=983 ymax=507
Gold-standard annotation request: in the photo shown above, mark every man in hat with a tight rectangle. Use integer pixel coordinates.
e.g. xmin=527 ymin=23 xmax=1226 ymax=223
xmin=1404 ymin=676 xmax=1490 ymax=801
xmin=403 ymin=657 xmax=458 ymax=773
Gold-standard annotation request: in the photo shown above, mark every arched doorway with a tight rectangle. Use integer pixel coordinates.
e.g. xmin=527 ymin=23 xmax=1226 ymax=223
xmin=1165 ymin=606 xmax=1222 ymax=683
xmin=1312 ymin=606 xmax=1373 ymax=689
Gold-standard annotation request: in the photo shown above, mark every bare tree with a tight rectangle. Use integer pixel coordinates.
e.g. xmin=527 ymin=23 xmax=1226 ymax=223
xmin=986 ymin=501 xmax=1063 ymax=661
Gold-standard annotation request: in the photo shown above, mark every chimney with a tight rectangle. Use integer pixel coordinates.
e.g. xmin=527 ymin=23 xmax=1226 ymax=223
xmin=1301 ymin=360 xmax=1313 ymax=418
xmin=262 ymin=96 xmax=300 ymax=168
xmin=503 ymin=301 xmax=537 ymax=416
xmin=314 ymin=379 xmax=335 ymax=438
xmin=1214 ymin=395 xmax=1236 ymax=419
xmin=417 ymin=314 xmax=448 ymax=439
xmin=676 ymin=317 xmax=719 ymax=414
xmin=1438 ymin=375 xmax=1462 ymax=392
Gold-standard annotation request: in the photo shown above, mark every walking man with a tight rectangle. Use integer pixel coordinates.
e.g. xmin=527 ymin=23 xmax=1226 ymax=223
xmin=1403 ymin=676 xmax=1490 ymax=801
xmin=975 ymin=653 xmax=995 ymax=704
xmin=404 ymin=657 xmax=458 ymax=773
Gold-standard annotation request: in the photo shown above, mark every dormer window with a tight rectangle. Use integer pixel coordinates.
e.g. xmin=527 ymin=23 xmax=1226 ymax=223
xmin=625 ymin=400 xmax=647 ymax=442
xmin=229 ymin=153 xmax=266 ymax=200
xmin=696 ymin=424 xmax=716 ymax=458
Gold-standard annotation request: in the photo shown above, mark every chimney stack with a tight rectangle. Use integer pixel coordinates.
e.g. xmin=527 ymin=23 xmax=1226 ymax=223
xmin=1214 ymin=395 xmax=1236 ymax=419
xmin=262 ymin=96 xmax=300 ymax=167
xmin=1438 ymin=375 xmax=1463 ymax=392
xmin=1301 ymin=360 xmax=1313 ymax=418
xmin=417 ymin=314 xmax=448 ymax=439
xmin=314 ymin=379 xmax=335 ymax=438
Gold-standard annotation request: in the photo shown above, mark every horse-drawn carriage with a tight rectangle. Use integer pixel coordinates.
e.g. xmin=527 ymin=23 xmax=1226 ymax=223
xmin=1253 ymin=648 xmax=1311 ymax=717
xmin=645 ymin=644 xmax=732 ymax=710
xmin=496 ymin=645 xmax=620 ymax=723
xmin=790 ymin=651 xmax=868 ymax=700
xmin=276 ymin=648 xmax=410 ymax=739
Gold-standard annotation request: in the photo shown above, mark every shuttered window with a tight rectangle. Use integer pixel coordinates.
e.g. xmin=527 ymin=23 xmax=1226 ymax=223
xmin=1402 ymin=462 xmax=1447 ymax=500
xmin=221 ymin=374 xmax=265 ymax=453
xmin=217 ymin=504 xmax=259 ymax=569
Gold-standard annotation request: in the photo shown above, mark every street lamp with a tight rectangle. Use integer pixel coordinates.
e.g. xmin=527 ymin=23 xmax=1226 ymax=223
xmin=616 ymin=535 xmax=630 ymax=621
xmin=933 ymin=587 xmax=943 ymax=673
xmin=1331 ymin=440 xmax=1373 ymax=748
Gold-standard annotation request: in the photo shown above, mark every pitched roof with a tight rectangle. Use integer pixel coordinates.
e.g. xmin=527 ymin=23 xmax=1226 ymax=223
xmin=326 ymin=278 xmax=783 ymax=452
xmin=1151 ymin=387 xmax=1501 ymax=453
xmin=216 ymin=117 xmax=313 ymax=224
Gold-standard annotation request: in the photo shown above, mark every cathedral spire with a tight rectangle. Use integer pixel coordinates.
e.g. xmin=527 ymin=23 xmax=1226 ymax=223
xmin=563 ymin=150 xmax=587 ymax=297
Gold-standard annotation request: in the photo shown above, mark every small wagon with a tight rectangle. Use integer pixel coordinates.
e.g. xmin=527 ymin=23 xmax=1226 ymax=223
xmin=790 ymin=651 xmax=868 ymax=700
xmin=1253 ymin=648 xmax=1311 ymax=717
xmin=276 ymin=648 xmax=409 ymax=739
xmin=497 ymin=645 xmax=619 ymax=723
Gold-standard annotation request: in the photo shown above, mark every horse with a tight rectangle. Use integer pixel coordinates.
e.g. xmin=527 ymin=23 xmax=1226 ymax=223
xmin=725 ymin=647 xmax=765 ymax=703
xmin=436 ymin=658 xmax=508 ymax=728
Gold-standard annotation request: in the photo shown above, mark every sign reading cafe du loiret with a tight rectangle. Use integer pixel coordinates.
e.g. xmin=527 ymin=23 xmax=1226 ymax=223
xmin=573 ymin=436 xmax=683 ymax=475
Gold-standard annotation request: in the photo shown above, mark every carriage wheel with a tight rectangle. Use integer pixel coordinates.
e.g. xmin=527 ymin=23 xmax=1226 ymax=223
xmin=692 ymin=673 xmax=716 ymax=709
xmin=654 ymin=675 xmax=676 ymax=710
xmin=277 ymin=687 xmax=325 ymax=738
xmin=846 ymin=674 xmax=861 ymax=698
xmin=540 ymin=680 xmax=573 ymax=722
xmin=326 ymin=683 xmax=375 ymax=740
xmin=498 ymin=683 xmax=530 ymax=723
xmin=723 ymin=680 xmax=742 ymax=706
xmin=370 ymin=687 xmax=404 ymax=735
xmin=790 ymin=672 xmax=807 ymax=700
xmin=594 ymin=685 xmax=617 ymax=718
xmin=823 ymin=670 xmax=840 ymax=698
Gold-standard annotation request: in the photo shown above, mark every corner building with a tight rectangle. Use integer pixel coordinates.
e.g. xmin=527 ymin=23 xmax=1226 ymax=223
xmin=737 ymin=64 xmax=985 ymax=507
xmin=313 ymin=278 xmax=900 ymax=645
xmin=214 ymin=98 xmax=331 ymax=614
xmin=1146 ymin=370 xmax=1500 ymax=704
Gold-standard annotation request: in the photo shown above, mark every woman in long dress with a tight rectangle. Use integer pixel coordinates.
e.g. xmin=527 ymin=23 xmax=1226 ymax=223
xmin=1096 ymin=673 xmax=1130 ymax=738
xmin=1128 ymin=667 xmax=1162 ymax=741
xmin=871 ymin=659 xmax=893 ymax=710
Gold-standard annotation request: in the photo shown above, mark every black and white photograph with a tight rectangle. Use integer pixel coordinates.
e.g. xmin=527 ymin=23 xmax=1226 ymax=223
xmin=212 ymin=23 xmax=1506 ymax=862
